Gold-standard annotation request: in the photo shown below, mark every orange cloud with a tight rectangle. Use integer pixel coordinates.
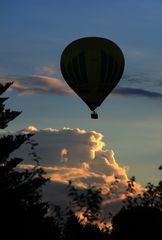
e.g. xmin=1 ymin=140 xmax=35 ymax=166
xmin=14 ymin=126 xmax=143 ymax=223
xmin=0 ymin=75 xmax=74 ymax=96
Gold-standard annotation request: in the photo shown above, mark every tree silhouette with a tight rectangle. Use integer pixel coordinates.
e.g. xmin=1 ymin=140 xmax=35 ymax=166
xmin=0 ymin=82 xmax=21 ymax=129
xmin=0 ymin=82 xmax=60 ymax=240
xmin=61 ymin=181 xmax=110 ymax=240
xmin=62 ymin=213 xmax=110 ymax=240
xmin=111 ymin=206 xmax=162 ymax=239
xmin=66 ymin=181 xmax=103 ymax=223
xmin=110 ymin=176 xmax=162 ymax=239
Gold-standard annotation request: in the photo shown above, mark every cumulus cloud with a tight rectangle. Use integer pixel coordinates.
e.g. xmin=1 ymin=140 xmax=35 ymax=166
xmin=18 ymin=126 xmax=127 ymax=178
xmin=13 ymin=126 xmax=142 ymax=221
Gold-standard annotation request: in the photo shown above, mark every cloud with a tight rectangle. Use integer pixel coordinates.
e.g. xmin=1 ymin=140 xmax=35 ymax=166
xmin=0 ymin=75 xmax=73 ymax=96
xmin=39 ymin=65 xmax=59 ymax=75
xmin=122 ymin=73 xmax=147 ymax=86
xmin=1 ymin=68 xmax=162 ymax=101
xmin=114 ymin=87 xmax=162 ymax=99
xmin=13 ymin=126 xmax=142 ymax=221
xmin=1 ymin=74 xmax=162 ymax=101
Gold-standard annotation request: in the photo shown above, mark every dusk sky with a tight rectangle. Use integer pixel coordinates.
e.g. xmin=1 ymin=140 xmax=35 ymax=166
xmin=1 ymin=0 xmax=162 ymax=188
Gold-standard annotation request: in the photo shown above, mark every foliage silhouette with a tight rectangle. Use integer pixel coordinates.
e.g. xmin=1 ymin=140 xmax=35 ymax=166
xmin=61 ymin=181 xmax=110 ymax=239
xmin=111 ymin=206 xmax=162 ymax=239
xmin=0 ymin=82 xmax=60 ymax=240
xmin=110 ymin=175 xmax=162 ymax=239
xmin=66 ymin=181 xmax=103 ymax=223
xmin=62 ymin=213 xmax=110 ymax=240
xmin=0 ymin=82 xmax=21 ymax=129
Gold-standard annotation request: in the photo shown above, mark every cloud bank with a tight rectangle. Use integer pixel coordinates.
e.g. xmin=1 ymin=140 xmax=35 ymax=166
xmin=1 ymin=74 xmax=162 ymax=100
xmin=12 ymin=126 xmax=142 ymax=220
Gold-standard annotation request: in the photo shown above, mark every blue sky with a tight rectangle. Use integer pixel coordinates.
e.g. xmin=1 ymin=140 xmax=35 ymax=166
xmin=1 ymin=0 xmax=162 ymax=186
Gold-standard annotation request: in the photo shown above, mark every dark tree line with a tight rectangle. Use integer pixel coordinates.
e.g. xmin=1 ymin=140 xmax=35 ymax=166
xmin=0 ymin=82 xmax=60 ymax=240
xmin=1 ymin=81 xmax=162 ymax=240
xmin=110 ymin=176 xmax=162 ymax=239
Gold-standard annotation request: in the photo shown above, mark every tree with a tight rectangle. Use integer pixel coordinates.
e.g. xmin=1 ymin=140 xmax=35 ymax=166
xmin=66 ymin=181 xmax=103 ymax=223
xmin=0 ymin=82 xmax=21 ymax=129
xmin=62 ymin=214 xmax=110 ymax=240
xmin=61 ymin=181 xmax=110 ymax=240
xmin=110 ymin=176 xmax=162 ymax=239
xmin=111 ymin=206 xmax=162 ymax=239
xmin=0 ymin=82 xmax=60 ymax=240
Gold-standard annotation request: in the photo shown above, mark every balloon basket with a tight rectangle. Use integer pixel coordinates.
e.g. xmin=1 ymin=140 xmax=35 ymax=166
xmin=91 ymin=111 xmax=98 ymax=119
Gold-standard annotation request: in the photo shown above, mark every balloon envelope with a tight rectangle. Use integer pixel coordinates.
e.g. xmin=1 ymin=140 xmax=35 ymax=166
xmin=60 ymin=37 xmax=125 ymax=117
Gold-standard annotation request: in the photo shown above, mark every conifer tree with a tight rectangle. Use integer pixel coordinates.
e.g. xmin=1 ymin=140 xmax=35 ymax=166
xmin=0 ymin=82 xmax=60 ymax=240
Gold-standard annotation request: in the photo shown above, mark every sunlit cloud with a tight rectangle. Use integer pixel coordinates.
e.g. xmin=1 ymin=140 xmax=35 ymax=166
xmin=13 ymin=126 xmax=143 ymax=221
xmin=0 ymin=75 xmax=73 ymax=96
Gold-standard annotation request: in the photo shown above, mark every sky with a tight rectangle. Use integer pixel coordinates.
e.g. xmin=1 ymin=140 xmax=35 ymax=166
xmin=1 ymin=0 xmax=162 ymax=190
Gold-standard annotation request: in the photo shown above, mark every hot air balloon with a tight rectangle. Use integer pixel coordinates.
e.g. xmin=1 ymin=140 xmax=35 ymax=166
xmin=60 ymin=37 xmax=125 ymax=119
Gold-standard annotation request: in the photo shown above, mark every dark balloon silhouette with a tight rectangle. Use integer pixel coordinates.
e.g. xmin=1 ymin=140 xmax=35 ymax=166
xmin=60 ymin=37 xmax=125 ymax=119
